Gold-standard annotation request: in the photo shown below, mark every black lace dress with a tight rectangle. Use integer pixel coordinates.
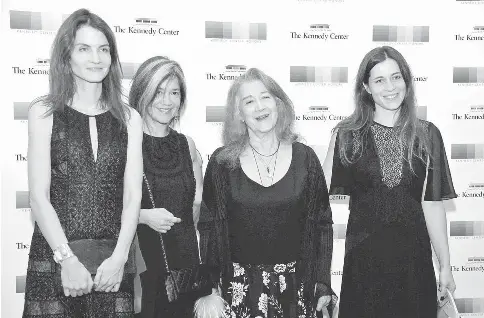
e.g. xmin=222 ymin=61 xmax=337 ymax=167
xmin=136 ymin=129 xmax=200 ymax=318
xmin=330 ymin=120 xmax=456 ymax=318
xmin=23 ymin=107 xmax=134 ymax=317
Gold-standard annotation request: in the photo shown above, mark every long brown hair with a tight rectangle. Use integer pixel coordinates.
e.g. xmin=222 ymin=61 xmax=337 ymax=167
xmin=35 ymin=8 xmax=129 ymax=125
xmin=334 ymin=46 xmax=430 ymax=171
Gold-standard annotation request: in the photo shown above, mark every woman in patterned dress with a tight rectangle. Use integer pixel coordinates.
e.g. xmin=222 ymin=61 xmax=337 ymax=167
xmin=129 ymin=56 xmax=206 ymax=317
xmin=323 ymin=46 xmax=457 ymax=317
xmin=23 ymin=8 xmax=143 ymax=317
xmin=199 ymin=68 xmax=337 ymax=317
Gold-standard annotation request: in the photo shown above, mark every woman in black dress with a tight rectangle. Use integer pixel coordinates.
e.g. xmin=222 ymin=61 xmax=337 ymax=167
xmin=323 ymin=46 xmax=457 ymax=317
xmin=199 ymin=68 xmax=337 ymax=317
xmin=129 ymin=56 xmax=204 ymax=317
xmin=24 ymin=8 xmax=143 ymax=317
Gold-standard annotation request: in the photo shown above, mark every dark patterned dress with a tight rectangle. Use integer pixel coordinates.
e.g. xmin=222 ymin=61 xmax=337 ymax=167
xmin=23 ymin=107 xmax=134 ymax=317
xmin=136 ymin=129 xmax=200 ymax=318
xmin=200 ymin=142 xmax=337 ymax=318
xmin=330 ymin=120 xmax=456 ymax=318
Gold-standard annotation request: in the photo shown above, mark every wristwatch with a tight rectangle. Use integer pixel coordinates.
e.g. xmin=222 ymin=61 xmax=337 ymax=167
xmin=53 ymin=243 xmax=74 ymax=264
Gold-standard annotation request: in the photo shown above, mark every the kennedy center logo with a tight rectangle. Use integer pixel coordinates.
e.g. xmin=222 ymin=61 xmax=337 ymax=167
xmin=296 ymin=106 xmax=348 ymax=122
xmin=455 ymin=26 xmax=484 ymax=41
xmin=452 ymin=104 xmax=484 ymax=121
xmin=373 ymin=25 xmax=429 ymax=44
xmin=290 ymin=24 xmax=350 ymax=41
xmin=457 ymin=182 xmax=484 ymax=199
xmin=9 ymin=10 xmax=67 ymax=34
xmin=205 ymin=21 xmax=266 ymax=43
xmin=12 ymin=58 xmax=50 ymax=76
xmin=453 ymin=67 xmax=484 ymax=85
xmin=290 ymin=66 xmax=348 ymax=86
xmin=451 ymin=144 xmax=484 ymax=161
xmin=113 ymin=17 xmax=180 ymax=36
xmin=206 ymin=65 xmax=247 ymax=81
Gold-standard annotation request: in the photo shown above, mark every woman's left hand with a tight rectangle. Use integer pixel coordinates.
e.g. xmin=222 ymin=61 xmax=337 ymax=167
xmin=316 ymin=295 xmax=332 ymax=311
xmin=93 ymin=255 xmax=125 ymax=293
xmin=438 ymin=267 xmax=456 ymax=300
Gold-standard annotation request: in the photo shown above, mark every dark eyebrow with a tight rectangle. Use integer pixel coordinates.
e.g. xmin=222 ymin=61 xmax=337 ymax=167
xmin=372 ymin=72 xmax=402 ymax=80
xmin=74 ymin=43 xmax=110 ymax=47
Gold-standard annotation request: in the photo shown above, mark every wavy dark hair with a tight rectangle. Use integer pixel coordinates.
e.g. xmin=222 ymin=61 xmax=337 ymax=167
xmin=334 ymin=46 xmax=430 ymax=171
xmin=34 ymin=8 xmax=129 ymax=125
xmin=128 ymin=56 xmax=187 ymax=132
xmin=217 ymin=68 xmax=299 ymax=169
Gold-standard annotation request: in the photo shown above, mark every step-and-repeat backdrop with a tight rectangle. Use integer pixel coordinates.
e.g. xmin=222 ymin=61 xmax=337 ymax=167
xmin=2 ymin=0 xmax=484 ymax=316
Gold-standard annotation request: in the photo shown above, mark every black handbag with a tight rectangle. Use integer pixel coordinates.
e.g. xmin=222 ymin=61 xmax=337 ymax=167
xmin=143 ymin=173 xmax=212 ymax=303
xmin=68 ymin=239 xmax=137 ymax=274
xmin=55 ymin=239 xmax=136 ymax=295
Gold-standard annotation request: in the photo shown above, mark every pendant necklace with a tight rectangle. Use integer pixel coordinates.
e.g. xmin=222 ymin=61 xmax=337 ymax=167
xmin=249 ymin=141 xmax=281 ymax=175
xmin=250 ymin=142 xmax=280 ymax=186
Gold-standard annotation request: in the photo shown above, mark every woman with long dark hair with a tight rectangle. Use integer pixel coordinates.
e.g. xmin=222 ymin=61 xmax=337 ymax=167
xmin=129 ymin=56 xmax=205 ymax=317
xmin=323 ymin=46 xmax=456 ymax=317
xmin=23 ymin=8 xmax=143 ymax=317
xmin=199 ymin=68 xmax=337 ymax=317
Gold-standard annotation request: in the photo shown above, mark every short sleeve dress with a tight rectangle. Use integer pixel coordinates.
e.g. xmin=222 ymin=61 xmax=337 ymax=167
xmin=330 ymin=120 xmax=456 ymax=318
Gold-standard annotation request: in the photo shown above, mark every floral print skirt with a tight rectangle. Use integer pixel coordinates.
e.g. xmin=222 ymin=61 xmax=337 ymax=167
xmin=226 ymin=261 xmax=317 ymax=318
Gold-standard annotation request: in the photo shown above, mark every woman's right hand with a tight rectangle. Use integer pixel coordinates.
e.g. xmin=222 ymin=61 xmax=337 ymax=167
xmin=60 ymin=256 xmax=94 ymax=297
xmin=139 ymin=208 xmax=181 ymax=233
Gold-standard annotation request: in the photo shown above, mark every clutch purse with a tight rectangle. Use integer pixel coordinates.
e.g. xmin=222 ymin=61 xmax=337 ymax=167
xmin=55 ymin=238 xmax=136 ymax=296
xmin=437 ymin=289 xmax=460 ymax=318
xmin=68 ymin=239 xmax=137 ymax=275
xmin=143 ymin=173 xmax=212 ymax=303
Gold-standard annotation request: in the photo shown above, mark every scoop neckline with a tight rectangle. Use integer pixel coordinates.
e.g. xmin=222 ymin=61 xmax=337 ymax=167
xmin=240 ymin=143 xmax=295 ymax=189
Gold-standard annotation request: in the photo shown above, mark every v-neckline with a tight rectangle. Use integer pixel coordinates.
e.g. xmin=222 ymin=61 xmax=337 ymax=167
xmin=240 ymin=143 xmax=295 ymax=189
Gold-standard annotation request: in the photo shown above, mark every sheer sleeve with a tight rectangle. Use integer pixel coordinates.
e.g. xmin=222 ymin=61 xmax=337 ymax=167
xmin=329 ymin=131 xmax=352 ymax=196
xmin=303 ymin=146 xmax=338 ymax=311
xmin=198 ymin=148 xmax=224 ymax=287
xmin=424 ymin=123 xmax=457 ymax=201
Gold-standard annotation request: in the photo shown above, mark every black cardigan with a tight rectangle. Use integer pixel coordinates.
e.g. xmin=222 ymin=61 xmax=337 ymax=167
xmin=198 ymin=143 xmax=337 ymax=314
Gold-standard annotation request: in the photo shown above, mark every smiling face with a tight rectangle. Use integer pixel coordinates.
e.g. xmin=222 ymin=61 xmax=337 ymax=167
xmin=147 ymin=77 xmax=181 ymax=125
xmin=69 ymin=25 xmax=111 ymax=84
xmin=238 ymin=80 xmax=279 ymax=137
xmin=364 ymin=58 xmax=407 ymax=112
